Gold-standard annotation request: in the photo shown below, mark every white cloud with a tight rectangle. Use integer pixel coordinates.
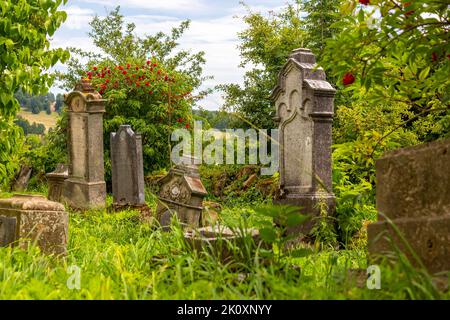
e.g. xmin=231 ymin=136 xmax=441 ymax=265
xmin=50 ymin=1 xmax=287 ymax=110
xmin=77 ymin=0 xmax=205 ymax=12
xmin=63 ymin=6 xmax=95 ymax=30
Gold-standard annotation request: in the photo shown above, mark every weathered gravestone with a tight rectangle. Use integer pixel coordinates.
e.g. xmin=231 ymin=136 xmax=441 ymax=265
xmin=368 ymin=139 xmax=450 ymax=274
xmin=271 ymin=48 xmax=336 ymax=235
xmin=110 ymin=125 xmax=145 ymax=208
xmin=46 ymin=164 xmax=69 ymax=203
xmin=157 ymin=156 xmax=208 ymax=229
xmin=0 ymin=194 xmax=68 ymax=255
xmin=62 ymin=79 xmax=107 ymax=210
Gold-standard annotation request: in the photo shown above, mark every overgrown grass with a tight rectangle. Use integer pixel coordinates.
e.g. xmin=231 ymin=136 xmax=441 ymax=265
xmin=0 ymin=192 xmax=448 ymax=300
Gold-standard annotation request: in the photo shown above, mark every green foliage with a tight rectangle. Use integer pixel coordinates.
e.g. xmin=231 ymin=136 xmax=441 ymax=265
xmin=0 ymin=0 xmax=69 ymax=190
xmin=0 ymin=192 xmax=447 ymax=299
xmin=322 ymin=0 xmax=450 ymax=140
xmin=14 ymin=89 xmax=55 ymax=114
xmin=220 ymin=2 xmax=306 ymax=129
xmin=302 ymin=0 xmax=342 ymax=58
xmin=14 ymin=116 xmax=46 ymax=135
xmin=192 ymin=109 xmax=236 ymax=130
xmin=53 ymin=7 xmax=210 ymax=178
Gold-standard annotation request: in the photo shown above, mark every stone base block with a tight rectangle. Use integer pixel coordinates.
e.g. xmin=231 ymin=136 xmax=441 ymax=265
xmin=156 ymin=200 xmax=202 ymax=230
xmin=274 ymin=193 xmax=335 ymax=235
xmin=0 ymin=195 xmax=68 ymax=255
xmin=368 ymin=215 xmax=450 ymax=275
xmin=62 ymin=179 xmax=106 ymax=210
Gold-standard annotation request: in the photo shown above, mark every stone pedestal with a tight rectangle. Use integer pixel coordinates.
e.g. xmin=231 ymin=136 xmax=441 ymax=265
xmin=0 ymin=195 xmax=68 ymax=255
xmin=62 ymin=79 xmax=107 ymax=210
xmin=157 ymin=156 xmax=208 ymax=229
xmin=46 ymin=164 xmax=69 ymax=202
xmin=368 ymin=139 xmax=450 ymax=274
xmin=271 ymin=48 xmax=336 ymax=235
xmin=110 ymin=125 xmax=145 ymax=207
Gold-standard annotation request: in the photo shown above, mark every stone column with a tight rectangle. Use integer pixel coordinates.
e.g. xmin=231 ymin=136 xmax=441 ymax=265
xmin=62 ymin=79 xmax=106 ymax=210
xmin=110 ymin=125 xmax=145 ymax=207
xmin=271 ymin=48 xmax=336 ymax=235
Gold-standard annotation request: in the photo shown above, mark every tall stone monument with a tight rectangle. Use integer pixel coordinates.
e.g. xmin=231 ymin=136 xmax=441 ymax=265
xmin=368 ymin=139 xmax=450 ymax=274
xmin=271 ymin=48 xmax=336 ymax=234
xmin=62 ymin=79 xmax=107 ymax=210
xmin=110 ymin=125 xmax=145 ymax=208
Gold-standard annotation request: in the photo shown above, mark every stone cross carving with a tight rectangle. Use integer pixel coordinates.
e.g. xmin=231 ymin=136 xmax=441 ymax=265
xmin=62 ymin=79 xmax=107 ymax=210
xmin=110 ymin=125 xmax=145 ymax=207
xmin=271 ymin=48 xmax=336 ymax=234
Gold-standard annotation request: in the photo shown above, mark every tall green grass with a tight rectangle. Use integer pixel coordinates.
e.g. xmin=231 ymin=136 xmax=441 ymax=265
xmin=0 ymin=194 xmax=448 ymax=299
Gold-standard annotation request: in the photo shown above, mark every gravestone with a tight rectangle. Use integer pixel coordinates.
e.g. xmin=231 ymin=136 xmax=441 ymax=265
xmin=46 ymin=164 xmax=69 ymax=202
xmin=368 ymin=139 xmax=450 ymax=274
xmin=110 ymin=125 xmax=145 ymax=207
xmin=157 ymin=155 xmax=208 ymax=229
xmin=62 ymin=79 xmax=107 ymax=210
xmin=0 ymin=194 xmax=68 ymax=255
xmin=271 ymin=48 xmax=336 ymax=235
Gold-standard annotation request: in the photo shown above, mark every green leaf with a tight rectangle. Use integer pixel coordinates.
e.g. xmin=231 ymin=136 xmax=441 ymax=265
xmin=259 ymin=227 xmax=277 ymax=243
xmin=290 ymin=248 xmax=314 ymax=258
xmin=286 ymin=213 xmax=310 ymax=227
xmin=419 ymin=66 xmax=430 ymax=81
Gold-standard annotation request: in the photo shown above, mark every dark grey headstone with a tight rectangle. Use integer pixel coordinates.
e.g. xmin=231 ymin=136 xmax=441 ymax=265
xmin=110 ymin=125 xmax=145 ymax=206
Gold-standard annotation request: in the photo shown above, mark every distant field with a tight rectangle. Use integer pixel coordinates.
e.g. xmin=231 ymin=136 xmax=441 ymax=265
xmin=18 ymin=109 xmax=58 ymax=132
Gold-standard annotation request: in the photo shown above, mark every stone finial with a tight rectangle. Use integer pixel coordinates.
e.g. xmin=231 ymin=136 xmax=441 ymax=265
xmin=288 ymin=48 xmax=316 ymax=64
xmin=74 ymin=78 xmax=95 ymax=93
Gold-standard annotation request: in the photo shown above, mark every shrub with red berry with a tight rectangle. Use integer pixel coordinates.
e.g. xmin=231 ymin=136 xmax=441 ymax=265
xmin=85 ymin=57 xmax=195 ymax=175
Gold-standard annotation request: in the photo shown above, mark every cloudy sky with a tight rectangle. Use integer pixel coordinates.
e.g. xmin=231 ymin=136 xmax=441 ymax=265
xmin=50 ymin=0 xmax=289 ymax=110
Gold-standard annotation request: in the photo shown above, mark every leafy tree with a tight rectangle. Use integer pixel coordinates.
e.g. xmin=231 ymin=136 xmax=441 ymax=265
xmin=322 ymin=0 xmax=450 ymax=142
xmin=53 ymin=6 xmax=210 ymax=183
xmin=302 ymin=0 xmax=342 ymax=58
xmin=14 ymin=116 xmax=46 ymax=135
xmin=221 ymin=1 xmax=343 ymax=129
xmin=54 ymin=93 xmax=64 ymax=113
xmin=0 ymin=0 xmax=69 ymax=190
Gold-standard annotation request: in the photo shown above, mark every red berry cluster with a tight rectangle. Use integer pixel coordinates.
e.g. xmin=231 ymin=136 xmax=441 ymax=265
xmin=85 ymin=60 xmax=193 ymax=129
xmin=342 ymin=72 xmax=355 ymax=86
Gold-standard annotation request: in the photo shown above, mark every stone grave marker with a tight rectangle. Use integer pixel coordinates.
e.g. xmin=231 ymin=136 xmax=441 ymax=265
xmin=110 ymin=125 xmax=145 ymax=208
xmin=368 ymin=139 xmax=450 ymax=274
xmin=46 ymin=164 xmax=69 ymax=203
xmin=0 ymin=194 xmax=68 ymax=255
xmin=271 ymin=48 xmax=336 ymax=235
xmin=62 ymin=79 xmax=107 ymax=210
xmin=157 ymin=155 xmax=208 ymax=229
